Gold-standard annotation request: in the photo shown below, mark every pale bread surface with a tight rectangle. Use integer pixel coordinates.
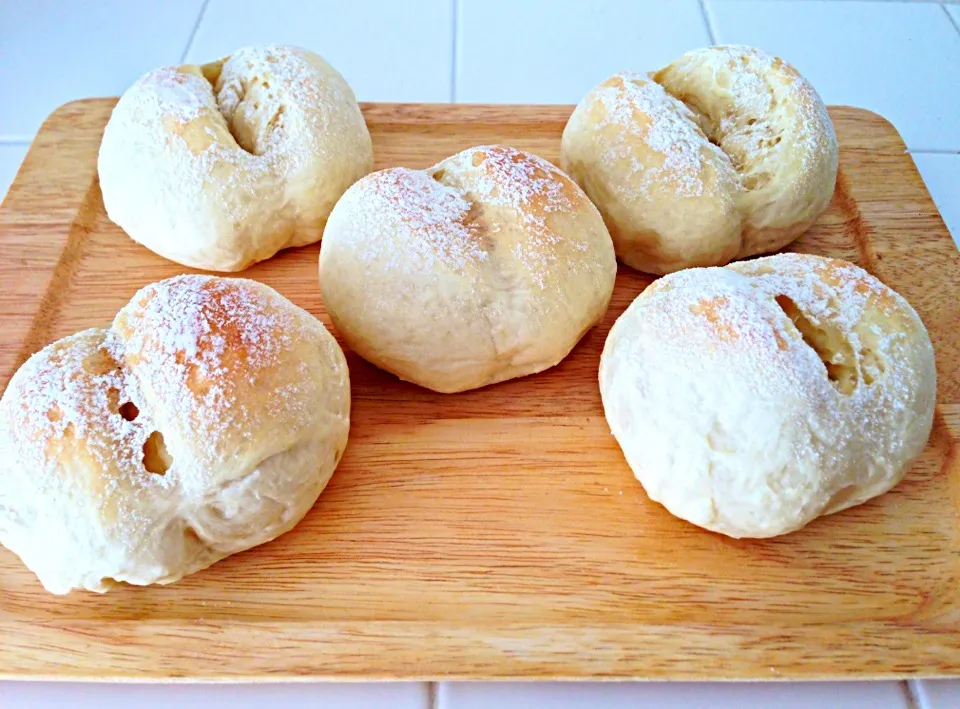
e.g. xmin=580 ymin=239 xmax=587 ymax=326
xmin=561 ymin=46 xmax=839 ymax=275
xmin=0 ymin=276 xmax=351 ymax=594
xmin=599 ymin=253 xmax=936 ymax=538
xmin=319 ymin=145 xmax=617 ymax=393
xmin=98 ymin=45 xmax=373 ymax=272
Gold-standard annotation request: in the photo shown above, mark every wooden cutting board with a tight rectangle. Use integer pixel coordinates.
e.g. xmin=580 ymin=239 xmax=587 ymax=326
xmin=1 ymin=100 xmax=959 ymax=681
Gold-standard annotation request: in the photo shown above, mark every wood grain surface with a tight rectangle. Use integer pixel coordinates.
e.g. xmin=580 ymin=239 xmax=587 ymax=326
xmin=0 ymin=100 xmax=958 ymax=681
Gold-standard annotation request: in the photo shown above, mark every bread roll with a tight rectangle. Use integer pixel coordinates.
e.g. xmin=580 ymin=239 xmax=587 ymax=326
xmin=599 ymin=254 xmax=936 ymax=538
xmin=319 ymin=145 xmax=617 ymax=393
xmin=98 ymin=45 xmax=373 ymax=272
xmin=561 ymin=46 xmax=839 ymax=275
xmin=0 ymin=275 xmax=350 ymax=594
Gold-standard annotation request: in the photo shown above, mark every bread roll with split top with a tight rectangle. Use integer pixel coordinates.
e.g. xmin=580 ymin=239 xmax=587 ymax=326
xmin=561 ymin=45 xmax=839 ymax=275
xmin=98 ymin=45 xmax=373 ymax=272
xmin=599 ymin=253 xmax=935 ymax=538
xmin=319 ymin=145 xmax=617 ymax=393
xmin=0 ymin=275 xmax=350 ymax=594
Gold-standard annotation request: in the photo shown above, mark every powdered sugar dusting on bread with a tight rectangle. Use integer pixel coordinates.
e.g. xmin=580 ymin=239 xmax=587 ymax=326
xmin=3 ymin=275 xmax=308 ymax=501
xmin=735 ymin=255 xmax=923 ymax=419
xmin=466 ymin=145 xmax=572 ymax=228
xmin=111 ymin=275 xmax=306 ymax=477
xmin=1 ymin=276 xmax=318 ymax=544
xmin=321 ymin=144 xmax=616 ymax=393
xmin=463 ymin=145 xmax=584 ymax=287
xmin=638 ymin=267 xmax=810 ymax=383
xmin=655 ymin=45 xmax=837 ymax=190
xmin=341 ymin=167 xmax=488 ymax=272
xmin=1 ymin=330 xmax=163 ymax=544
xmin=735 ymin=255 xmax=882 ymax=332
xmin=635 ymin=254 xmax=926 ymax=435
xmin=98 ymin=44 xmax=372 ymax=271
xmin=592 ymin=73 xmax=736 ymax=199
xmin=0 ymin=275 xmax=351 ymax=593
xmin=601 ymin=253 xmax=934 ymax=538
xmin=129 ymin=67 xmax=213 ymax=124
xmin=688 ymin=46 xmax=779 ymax=135
xmin=215 ymin=45 xmax=339 ymax=160
xmin=335 ymin=146 xmax=594 ymax=289
xmin=110 ymin=46 xmax=335 ymax=224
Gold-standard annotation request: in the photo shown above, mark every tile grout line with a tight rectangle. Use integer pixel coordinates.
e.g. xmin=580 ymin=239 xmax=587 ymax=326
xmin=943 ymin=3 xmax=960 ymax=36
xmin=698 ymin=0 xmax=718 ymax=44
xmin=450 ymin=0 xmax=459 ymax=102
xmin=179 ymin=0 xmax=212 ymax=64
xmin=905 ymin=679 xmax=924 ymax=709
xmin=0 ymin=138 xmax=31 ymax=145
xmin=428 ymin=681 xmax=439 ymax=709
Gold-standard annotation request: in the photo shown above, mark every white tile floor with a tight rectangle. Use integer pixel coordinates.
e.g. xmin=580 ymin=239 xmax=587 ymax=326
xmin=913 ymin=679 xmax=960 ymax=709
xmin=455 ymin=0 xmax=711 ymax=103
xmin=1 ymin=1 xmax=959 ymax=707
xmin=0 ymin=681 xmax=430 ymax=709
xmin=947 ymin=3 xmax=960 ymax=29
xmin=439 ymin=681 xmax=913 ymax=709
xmin=186 ymin=0 xmax=455 ymax=102
xmin=0 ymin=0 xmax=206 ymax=139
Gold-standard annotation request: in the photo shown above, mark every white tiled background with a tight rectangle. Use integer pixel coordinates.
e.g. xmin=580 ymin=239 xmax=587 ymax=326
xmin=1 ymin=1 xmax=958 ymax=707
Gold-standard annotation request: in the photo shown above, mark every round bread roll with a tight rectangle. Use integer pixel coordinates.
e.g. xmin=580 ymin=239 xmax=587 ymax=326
xmin=0 ymin=275 xmax=350 ymax=594
xmin=561 ymin=45 xmax=839 ymax=275
xmin=98 ymin=45 xmax=373 ymax=272
xmin=319 ymin=144 xmax=617 ymax=393
xmin=599 ymin=254 xmax=936 ymax=538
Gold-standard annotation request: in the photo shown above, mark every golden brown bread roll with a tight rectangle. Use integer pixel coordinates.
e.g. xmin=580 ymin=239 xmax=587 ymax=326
xmin=98 ymin=45 xmax=373 ymax=272
xmin=561 ymin=45 xmax=839 ymax=275
xmin=319 ymin=145 xmax=617 ymax=393
xmin=0 ymin=275 xmax=350 ymax=594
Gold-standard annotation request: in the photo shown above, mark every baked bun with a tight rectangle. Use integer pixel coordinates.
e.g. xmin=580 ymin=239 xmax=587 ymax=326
xmin=561 ymin=45 xmax=838 ymax=275
xmin=0 ymin=275 xmax=350 ymax=594
xmin=319 ymin=145 xmax=617 ymax=393
xmin=599 ymin=254 xmax=935 ymax=538
xmin=98 ymin=45 xmax=373 ymax=272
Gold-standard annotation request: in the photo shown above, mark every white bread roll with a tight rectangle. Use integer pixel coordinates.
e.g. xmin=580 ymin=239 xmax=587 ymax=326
xmin=98 ymin=45 xmax=373 ymax=272
xmin=0 ymin=275 xmax=350 ymax=594
xmin=599 ymin=254 xmax=936 ymax=538
xmin=561 ymin=46 xmax=839 ymax=275
xmin=319 ymin=145 xmax=617 ymax=393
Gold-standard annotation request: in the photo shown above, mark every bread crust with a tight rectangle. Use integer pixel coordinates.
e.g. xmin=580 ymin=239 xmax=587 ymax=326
xmin=0 ymin=275 xmax=350 ymax=594
xmin=561 ymin=46 xmax=839 ymax=275
xmin=319 ymin=145 xmax=617 ymax=393
xmin=599 ymin=254 xmax=936 ymax=538
xmin=98 ymin=45 xmax=374 ymax=272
